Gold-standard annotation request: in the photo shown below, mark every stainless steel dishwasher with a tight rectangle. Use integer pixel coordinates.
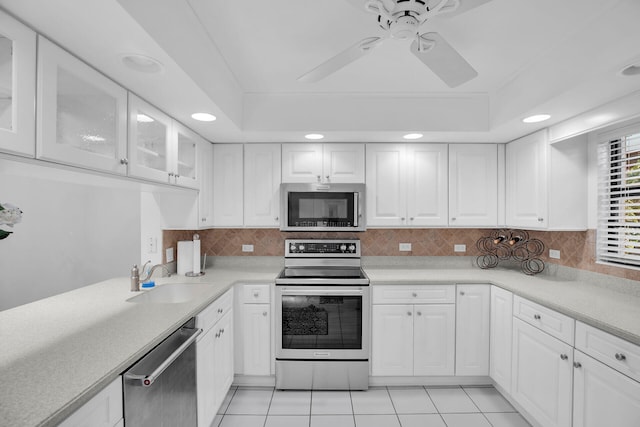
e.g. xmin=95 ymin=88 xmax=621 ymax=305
xmin=123 ymin=319 xmax=202 ymax=427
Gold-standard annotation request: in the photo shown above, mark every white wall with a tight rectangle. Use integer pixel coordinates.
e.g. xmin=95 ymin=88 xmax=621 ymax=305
xmin=0 ymin=158 xmax=141 ymax=311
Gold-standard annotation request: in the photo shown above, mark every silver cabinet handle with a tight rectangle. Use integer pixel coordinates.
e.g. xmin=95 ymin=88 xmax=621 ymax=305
xmin=616 ymin=353 xmax=627 ymax=361
xmin=407 ymin=311 xmax=412 ymax=316
xmin=401 ymin=217 xmax=406 ymax=221
xmin=263 ymin=311 xmax=268 ymax=316
xmin=275 ymin=216 xmax=279 ymax=221
xmin=534 ymin=314 xmax=541 ymax=320
xmin=416 ymin=311 xmax=422 ymax=316
xmin=281 ymin=289 xmax=364 ymax=296
xmin=253 ymin=291 xmax=260 ymax=297
xmin=410 ymin=217 xmax=414 ymax=221
xmin=538 ymin=218 xmax=544 ymax=222
xmin=317 ymin=175 xmax=321 ymax=182
xmin=560 ymin=354 xmax=568 ymax=360
xmin=201 ymin=217 xmax=207 ymax=222
xmin=451 ymin=217 xmax=456 ymax=221
xmin=573 ymin=362 xmax=582 ymax=368
xmin=120 ymin=158 xmax=128 ymax=165
xmin=412 ymin=292 xmax=417 ymax=297
xmin=325 ymin=175 xmax=330 ymax=181
xmin=460 ymin=291 xmax=465 ymax=296
xmin=168 ymin=172 xmax=174 ymax=177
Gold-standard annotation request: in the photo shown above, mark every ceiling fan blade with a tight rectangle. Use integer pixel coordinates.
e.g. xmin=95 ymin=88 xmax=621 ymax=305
xmin=438 ymin=0 xmax=493 ymax=18
xmin=410 ymin=32 xmax=478 ymax=87
xmin=298 ymin=37 xmax=384 ymax=83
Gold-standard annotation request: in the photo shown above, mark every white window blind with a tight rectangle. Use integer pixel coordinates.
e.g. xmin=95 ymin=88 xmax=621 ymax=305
xmin=598 ymin=130 xmax=640 ymax=268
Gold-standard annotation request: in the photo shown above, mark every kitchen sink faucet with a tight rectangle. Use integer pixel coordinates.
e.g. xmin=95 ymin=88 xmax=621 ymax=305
xmin=130 ymin=261 xmax=171 ymax=292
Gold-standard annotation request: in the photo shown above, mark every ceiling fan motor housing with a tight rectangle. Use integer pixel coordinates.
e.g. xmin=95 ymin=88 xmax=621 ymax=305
xmin=390 ymin=15 xmax=419 ymax=39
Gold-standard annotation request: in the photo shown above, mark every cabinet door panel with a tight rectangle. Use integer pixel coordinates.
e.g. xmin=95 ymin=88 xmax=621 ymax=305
xmin=506 ymin=130 xmax=548 ymax=228
xmin=490 ymin=286 xmax=513 ymax=392
xmin=213 ymin=144 xmax=244 ymax=226
xmin=37 ymin=37 xmax=127 ymax=174
xmin=573 ymin=351 xmax=640 ymax=427
xmin=242 ymin=304 xmax=271 ymax=375
xmin=365 ymin=144 xmax=407 ymax=226
xmin=512 ymin=318 xmax=573 ymax=427
xmin=413 ymin=304 xmax=455 ymax=375
xmin=281 ymin=144 xmax=322 ymax=182
xmin=322 ymin=143 xmax=365 ymax=183
xmin=449 ymin=144 xmax=497 ymax=226
xmin=214 ymin=311 xmax=234 ymax=400
xmin=174 ymin=122 xmax=202 ymax=189
xmin=244 ymin=144 xmax=281 ymax=226
xmin=406 ymin=144 xmax=448 ymax=226
xmin=456 ymin=285 xmax=490 ymax=376
xmin=372 ymin=305 xmax=413 ymax=375
xmin=0 ymin=11 xmax=36 ymax=157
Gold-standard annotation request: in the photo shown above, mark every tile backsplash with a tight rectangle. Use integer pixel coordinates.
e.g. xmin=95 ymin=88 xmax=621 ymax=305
xmin=163 ymin=228 xmax=640 ymax=282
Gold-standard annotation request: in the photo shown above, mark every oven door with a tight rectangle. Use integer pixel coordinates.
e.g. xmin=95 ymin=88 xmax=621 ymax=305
xmin=276 ymin=285 xmax=370 ymax=360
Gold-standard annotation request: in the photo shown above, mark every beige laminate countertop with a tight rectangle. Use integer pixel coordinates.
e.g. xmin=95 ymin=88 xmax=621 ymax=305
xmin=1 ymin=264 xmax=640 ymax=427
xmin=0 ymin=266 xmax=280 ymax=427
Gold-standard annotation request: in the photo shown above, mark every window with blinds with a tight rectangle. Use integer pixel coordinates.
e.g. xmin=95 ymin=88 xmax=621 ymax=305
xmin=598 ymin=130 xmax=640 ymax=268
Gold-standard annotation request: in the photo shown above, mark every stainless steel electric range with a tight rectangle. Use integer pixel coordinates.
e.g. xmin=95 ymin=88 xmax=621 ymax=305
xmin=275 ymin=239 xmax=370 ymax=390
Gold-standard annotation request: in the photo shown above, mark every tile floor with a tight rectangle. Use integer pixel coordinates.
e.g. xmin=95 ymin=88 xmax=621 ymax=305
xmin=213 ymin=385 xmax=531 ymax=427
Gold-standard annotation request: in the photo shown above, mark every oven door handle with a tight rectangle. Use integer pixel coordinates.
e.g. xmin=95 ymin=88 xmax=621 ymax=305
xmin=280 ymin=289 xmax=365 ymax=296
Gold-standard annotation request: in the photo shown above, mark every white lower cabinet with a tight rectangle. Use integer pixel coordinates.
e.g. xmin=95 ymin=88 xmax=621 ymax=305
xmin=195 ymin=289 xmax=234 ymax=427
xmin=372 ymin=285 xmax=455 ymax=376
xmin=511 ymin=317 xmax=573 ymax=427
xmin=455 ymin=284 xmax=490 ymax=376
xmin=58 ymin=376 xmax=123 ymax=427
xmin=489 ymin=286 xmax=513 ymax=392
xmin=235 ymin=283 xmax=272 ymax=377
xmin=573 ymin=350 xmax=640 ymax=427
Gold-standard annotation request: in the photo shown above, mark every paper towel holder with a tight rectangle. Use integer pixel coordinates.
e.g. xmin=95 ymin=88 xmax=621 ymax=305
xmin=186 ymin=253 xmax=206 ymax=277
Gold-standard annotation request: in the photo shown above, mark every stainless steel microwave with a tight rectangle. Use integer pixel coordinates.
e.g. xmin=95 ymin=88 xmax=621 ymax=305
xmin=280 ymin=183 xmax=366 ymax=232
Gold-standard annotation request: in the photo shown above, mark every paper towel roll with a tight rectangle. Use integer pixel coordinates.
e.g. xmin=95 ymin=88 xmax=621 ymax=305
xmin=177 ymin=241 xmax=193 ymax=276
xmin=192 ymin=238 xmax=201 ymax=275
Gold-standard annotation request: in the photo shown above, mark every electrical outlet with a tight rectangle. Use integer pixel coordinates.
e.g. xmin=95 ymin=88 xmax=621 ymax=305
xmin=454 ymin=244 xmax=466 ymax=252
xmin=242 ymin=244 xmax=254 ymax=252
xmin=399 ymin=243 xmax=412 ymax=252
xmin=166 ymin=247 xmax=174 ymax=263
xmin=147 ymin=237 xmax=157 ymax=254
xmin=549 ymin=249 xmax=561 ymax=259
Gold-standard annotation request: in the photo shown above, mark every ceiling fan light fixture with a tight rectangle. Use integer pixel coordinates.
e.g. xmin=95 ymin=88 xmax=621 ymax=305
xmin=403 ymin=133 xmax=424 ymax=140
xmin=522 ymin=114 xmax=551 ymax=124
xmin=305 ymin=133 xmax=324 ymax=140
xmin=191 ymin=112 xmax=217 ymax=122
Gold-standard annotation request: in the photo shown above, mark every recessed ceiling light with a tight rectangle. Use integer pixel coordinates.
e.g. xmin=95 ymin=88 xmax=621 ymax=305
xmin=522 ymin=114 xmax=551 ymax=123
xmin=305 ymin=133 xmax=324 ymax=140
xmin=120 ymin=53 xmax=164 ymax=74
xmin=403 ymin=133 xmax=423 ymax=140
xmin=191 ymin=112 xmax=217 ymax=122
xmin=620 ymin=63 xmax=640 ymax=77
xmin=137 ymin=114 xmax=155 ymax=123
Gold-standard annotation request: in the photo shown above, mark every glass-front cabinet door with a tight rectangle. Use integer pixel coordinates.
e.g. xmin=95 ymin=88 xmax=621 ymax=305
xmin=0 ymin=10 xmax=36 ymax=157
xmin=127 ymin=94 xmax=173 ymax=183
xmin=36 ymin=36 xmax=127 ymax=174
xmin=173 ymin=122 xmax=201 ymax=189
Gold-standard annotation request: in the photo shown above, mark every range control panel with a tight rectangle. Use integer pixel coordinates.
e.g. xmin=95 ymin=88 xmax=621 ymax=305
xmin=284 ymin=239 xmax=361 ymax=257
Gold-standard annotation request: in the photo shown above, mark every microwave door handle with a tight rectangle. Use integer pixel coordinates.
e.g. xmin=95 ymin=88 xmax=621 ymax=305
xmin=354 ymin=193 xmax=358 ymax=227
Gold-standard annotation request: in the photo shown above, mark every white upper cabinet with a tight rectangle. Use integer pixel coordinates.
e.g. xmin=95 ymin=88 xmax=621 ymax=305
xmin=366 ymin=144 xmax=406 ymax=226
xmin=506 ymin=130 xmax=587 ymax=230
xmin=244 ymin=144 xmax=281 ymax=227
xmin=213 ymin=144 xmax=244 ymax=227
xmin=128 ymin=94 xmax=173 ymax=183
xmin=0 ymin=10 xmax=36 ymax=157
xmin=198 ymin=141 xmax=214 ymax=228
xmin=449 ymin=144 xmax=498 ymax=227
xmin=282 ymin=143 xmax=364 ymax=183
xmin=366 ymin=144 xmax=448 ymax=227
xmin=406 ymin=144 xmax=449 ymax=226
xmin=128 ymin=94 xmax=203 ymax=189
xmin=37 ymin=36 xmax=127 ymax=174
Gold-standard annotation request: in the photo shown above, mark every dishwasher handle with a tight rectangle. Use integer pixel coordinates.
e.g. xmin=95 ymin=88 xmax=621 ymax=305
xmin=125 ymin=326 xmax=202 ymax=387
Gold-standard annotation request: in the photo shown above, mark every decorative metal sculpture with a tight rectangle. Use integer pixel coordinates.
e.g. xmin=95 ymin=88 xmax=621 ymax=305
xmin=476 ymin=229 xmax=545 ymax=275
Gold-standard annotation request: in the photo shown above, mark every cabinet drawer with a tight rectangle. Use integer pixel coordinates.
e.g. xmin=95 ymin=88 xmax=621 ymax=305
xmin=242 ymin=284 xmax=271 ymax=303
xmin=575 ymin=321 xmax=640 ymax=383
xmin=372 ymin=285 xmax=455 ymax=304
xmin=196 ymin=288 xmax=233 ymax=331
xmin=59 ymin=376 xmax=122 ymax=427
xmin=513 ymin=295 xmax=575 ymax=345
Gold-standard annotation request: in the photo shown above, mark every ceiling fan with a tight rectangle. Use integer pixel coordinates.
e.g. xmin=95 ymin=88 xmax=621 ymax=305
xmin=298 ymin=0 xmax=492 ymax=87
